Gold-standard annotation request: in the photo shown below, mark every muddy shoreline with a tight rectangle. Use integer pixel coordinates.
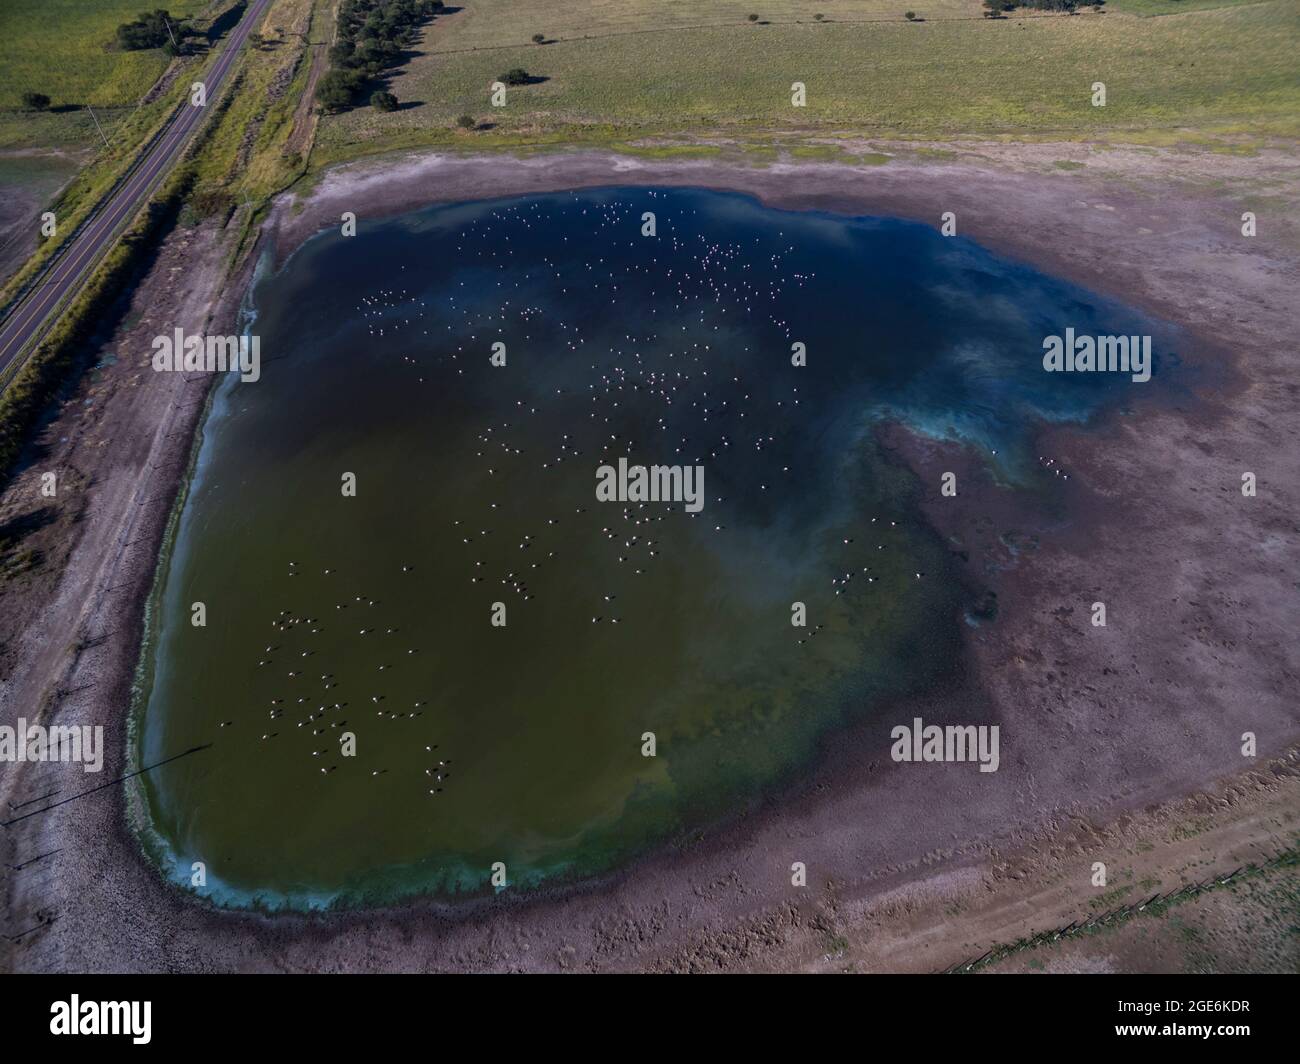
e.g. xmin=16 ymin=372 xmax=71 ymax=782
xmin=2 ymin=144 xmax=1296 ymax=972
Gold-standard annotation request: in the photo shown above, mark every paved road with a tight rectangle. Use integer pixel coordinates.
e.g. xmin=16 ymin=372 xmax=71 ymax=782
xmin=0 ymin=0 xmax=275 ymax=383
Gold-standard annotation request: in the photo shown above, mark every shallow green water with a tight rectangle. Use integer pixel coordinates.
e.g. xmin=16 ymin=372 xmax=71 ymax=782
xmin=0 ymin=152 xmax=76 ymax=280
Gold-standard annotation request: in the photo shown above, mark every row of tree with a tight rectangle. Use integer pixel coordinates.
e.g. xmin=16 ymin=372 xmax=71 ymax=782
xmin=316 ymin=0 xmax=443 ymax=113
xmin=983 ymin=0 xmax=1105 ymax=14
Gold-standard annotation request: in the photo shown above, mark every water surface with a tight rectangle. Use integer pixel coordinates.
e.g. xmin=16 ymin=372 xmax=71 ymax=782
xmin=133 ymin=187 xmax=1171 ymax=909
xmin=0 ymin=152 xmax=77 ymax=284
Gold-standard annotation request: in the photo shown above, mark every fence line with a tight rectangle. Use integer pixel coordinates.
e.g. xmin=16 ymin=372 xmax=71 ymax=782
xmin=938 ymin=846 xmax=1297 ymax=974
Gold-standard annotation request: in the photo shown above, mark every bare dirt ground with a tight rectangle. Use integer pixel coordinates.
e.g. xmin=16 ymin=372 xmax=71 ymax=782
xmin=1 ymin=141 xmax=1296 ymax=973
xmin=749 ymin=749 xmax=1298 ymax=974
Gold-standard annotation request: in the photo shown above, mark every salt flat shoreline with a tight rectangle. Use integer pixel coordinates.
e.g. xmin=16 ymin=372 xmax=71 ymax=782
xmin=2 ymin=143 xmax=1296 ymax=972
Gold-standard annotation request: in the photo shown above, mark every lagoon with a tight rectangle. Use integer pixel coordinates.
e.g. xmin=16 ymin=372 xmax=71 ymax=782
xmin=131 ymin=187 xmax=1171 ymax=909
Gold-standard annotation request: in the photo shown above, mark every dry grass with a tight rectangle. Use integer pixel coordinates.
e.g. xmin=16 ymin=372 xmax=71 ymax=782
xmin=316 ymin=0 xmax=1300 ymax=162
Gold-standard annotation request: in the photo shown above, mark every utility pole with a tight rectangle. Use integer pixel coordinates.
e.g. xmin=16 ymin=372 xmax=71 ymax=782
xmin=85 ymin=105 xmax=109 ymax=148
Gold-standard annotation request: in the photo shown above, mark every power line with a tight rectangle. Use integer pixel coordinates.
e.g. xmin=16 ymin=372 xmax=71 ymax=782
xmin=1 ymin=744 xmax=212 ymax=828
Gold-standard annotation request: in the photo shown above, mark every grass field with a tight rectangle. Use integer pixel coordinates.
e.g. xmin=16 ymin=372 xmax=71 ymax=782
xmin=1106 ymin=0 xmax=1264 ymax=15
xmin=0 ymin=0 xmax=212 ymax=150
xmin=421 ymin=0 xmax=979 ymax=47
xmin=0 ymin=1 xmax=209 ymax=110
xmin=316 ymin=0 xmax=1299 ymax=162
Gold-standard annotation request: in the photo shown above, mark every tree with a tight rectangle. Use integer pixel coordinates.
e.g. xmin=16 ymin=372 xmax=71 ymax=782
xmin=748 ymin=13 xmax=759 ymax=21
xmin=499 ymin=67 xmax=531 ymax=86
xmin=905 ymin=10 xmax=917 ymax=18
xmin=116 ymin=10 xmax=179 ymax=51
xmin=371 ymin=90 xmax=398 ymax=112
xmin=456 ymin=114 xmax=477 ymax=130
xmin=532 ymin=33 xmax=545 ymax=44
xmin=321 ymin=0 xmax=441 ymax=112
xmin=21 ymin=92 xmax=51 ymax=111
xmin=316 ymin=69 xmax=360 ymax=112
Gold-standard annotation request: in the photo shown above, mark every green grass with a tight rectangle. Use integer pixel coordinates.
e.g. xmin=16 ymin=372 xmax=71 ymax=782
xmin=611 ymin=143 xmax=726 ymax=159
xmin=316 ymin=0 xmax=1300 ymax=164
xmin=426 ymin=0 xmax=978 ymax=49
xmin=0 ymin=0 xmax=211 ymax=150
xmin=188 ymin=0 xmax=321 ymax=200
xmin=0 ymin=1 xmax=208 ymax=110
xmin=1105 ymin=0 xmax=1263 ymax=15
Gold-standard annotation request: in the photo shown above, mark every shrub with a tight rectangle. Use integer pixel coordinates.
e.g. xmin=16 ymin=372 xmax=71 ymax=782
xmin=116 ymin=10 xmax=180 ymax=51
xmin=316 ymin=68 xmax=362 ymax=112
xmin=532 ymin=33 xmax=545 ymax=44
xmin=189 ymin=187 xmax=235 ymax=219
xmin=21 ymin=92 xmax=50 ymax=111
xmin=905 ymin=10 xmax=917 ymax=18
xmin=456 ymin=114 xmax=476 ymax=130
xmin=370 ymin=90 xmax=398 ymax=111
